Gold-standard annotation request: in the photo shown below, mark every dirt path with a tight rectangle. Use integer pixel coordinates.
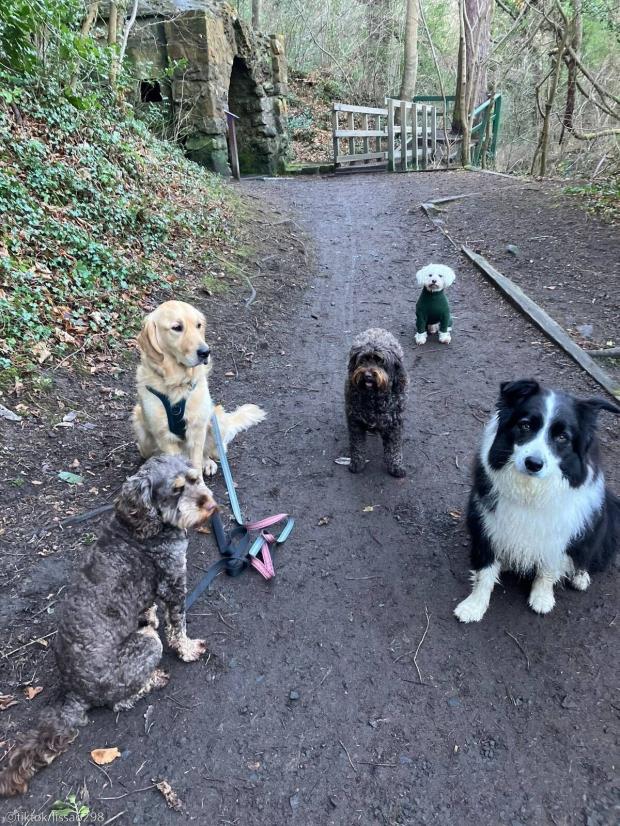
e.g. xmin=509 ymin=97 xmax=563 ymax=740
xmin=2 ymin=171 xmax=618 ymax=825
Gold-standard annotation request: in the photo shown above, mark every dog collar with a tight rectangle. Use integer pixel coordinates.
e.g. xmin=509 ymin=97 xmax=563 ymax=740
xmin=146 ymin=386 xmax=190 ymax=440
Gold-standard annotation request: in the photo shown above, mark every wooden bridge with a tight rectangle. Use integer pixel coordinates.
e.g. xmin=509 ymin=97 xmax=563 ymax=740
xmin=332 ymin=94 xmax=502 ymax=172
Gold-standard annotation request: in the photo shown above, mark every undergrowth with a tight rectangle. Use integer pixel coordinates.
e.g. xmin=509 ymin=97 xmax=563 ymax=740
xmin=564 ymin=178 xmax=620 ymax=223
xmin=0 ymin=78 xmax=236 ymax=380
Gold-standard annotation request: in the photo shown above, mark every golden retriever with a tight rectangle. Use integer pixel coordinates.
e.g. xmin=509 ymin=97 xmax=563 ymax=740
xmin=132 ymin=300 xmax=265 ymax=477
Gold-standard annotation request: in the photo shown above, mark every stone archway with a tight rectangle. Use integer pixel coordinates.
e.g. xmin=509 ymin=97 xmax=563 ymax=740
xmin=228 ymin=56 xmax=263 ymax=175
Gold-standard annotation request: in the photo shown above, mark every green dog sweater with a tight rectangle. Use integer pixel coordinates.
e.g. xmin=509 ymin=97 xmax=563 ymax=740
xmin=416 ymin=288 xmax=452 ymax=334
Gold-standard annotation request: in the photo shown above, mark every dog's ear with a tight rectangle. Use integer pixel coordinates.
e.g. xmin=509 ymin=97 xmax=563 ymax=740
xmin=415 ymin=267 xmax=428 ymax=287
xmin=442 ymin=267 xmax=456 ymax=287
xmin=392 ymin=356 xmax=408 ymax=392
xmin=115 ymin=471 xmax=161 ymax=539
xmin=576 ymin=397 xmax=620 ymax=449
xmin=498 ymin=379 xmax=540 ymax=408
xmin=347 ymin=346 xmax=361 ymax=373
xmin=137 ymin=316 xmax=164 ymax=364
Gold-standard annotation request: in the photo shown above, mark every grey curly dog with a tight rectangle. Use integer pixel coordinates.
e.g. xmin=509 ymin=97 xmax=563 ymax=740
xmin=0 ymin=455 xmax=217 ymax=797
xmin=345 ymin=328 xmax=408 ymax=478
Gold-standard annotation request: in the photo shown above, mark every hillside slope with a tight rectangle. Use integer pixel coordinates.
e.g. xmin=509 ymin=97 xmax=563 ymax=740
xmin=0 ymin=86 xmax=237 ymax=383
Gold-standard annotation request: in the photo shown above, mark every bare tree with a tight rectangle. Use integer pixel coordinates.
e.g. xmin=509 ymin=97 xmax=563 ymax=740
xmin=252 ymin=0 xmax=262 ymax=30
xmin=452 ymin=0 xmax=493 ymax=133
xmin=399 ymin=0 xmax=419 ymax=100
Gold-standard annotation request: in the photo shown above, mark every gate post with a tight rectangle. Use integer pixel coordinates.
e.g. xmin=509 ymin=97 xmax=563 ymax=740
xmin=387 ymin=98 xmax=395 ymax=172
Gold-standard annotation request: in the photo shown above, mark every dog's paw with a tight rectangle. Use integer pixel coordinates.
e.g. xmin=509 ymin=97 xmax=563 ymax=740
xmin=415 ymin=332 xmax=427 ymax=345
xmin=348 ymin=458 xmax=366 ymax=474
xmin=203 ymin=458 xmax=218 ymax=478
xmin=388 ymin=465 xmax=406 ymax=478
xmin=150 ymin=668 xmax=170 ymax=690
xmin=176 ymin=636 xmax=208 ymax=662
xmin=454 ymin=594 xmax=488 ymax=623
xmin=528 ymin=583 xmax=555 ymax=614
xmin=571 ymin=570 xmax=591 ymax=591
xmin=438 ymin=332 xmax=452 ymax=344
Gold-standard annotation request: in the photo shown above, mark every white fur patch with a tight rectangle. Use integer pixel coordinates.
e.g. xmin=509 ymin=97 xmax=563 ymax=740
xmin=454 ymin=562 xmax=501 ymax=623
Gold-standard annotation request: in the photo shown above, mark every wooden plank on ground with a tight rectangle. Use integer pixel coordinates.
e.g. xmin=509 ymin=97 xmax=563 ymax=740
xmin=462 ymin=247 xmax=620 ymax=400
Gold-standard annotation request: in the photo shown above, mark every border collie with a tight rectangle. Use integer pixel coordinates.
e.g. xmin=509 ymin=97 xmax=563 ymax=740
xmin=455 ymin=379 xmax=619 ymax=622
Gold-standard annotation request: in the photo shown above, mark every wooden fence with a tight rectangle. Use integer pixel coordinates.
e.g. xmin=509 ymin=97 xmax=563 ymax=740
xmin=332 ymin=93 xmax=502 ymax=171
xmin=332 ymin=99 xmax=438 ymax=171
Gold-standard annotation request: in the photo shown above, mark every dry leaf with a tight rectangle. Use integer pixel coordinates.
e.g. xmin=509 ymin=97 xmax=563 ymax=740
xmin=24 ymin=686 xmax=43 ymax=700
xmin=334 ymin=456 xmax=351 ymax=466
xmin=362 ymin=505 xmax=374 ymax=513
xmin=224 ymin=371 xmax=235 ymax=377
xmin=318 ymin=516 xmax=330 ymax=526
xmin=448 ymin=510 xmax=462 ymax=520
xmin=0 ymin=694 xmax=18 ymax=712
xmin=35 ymin=637 xmax=49 ymax=648
xmin=90 ymin=747 xmax=121 ymax=765
xmin=155 ymin=778 xmax=183 ymax=811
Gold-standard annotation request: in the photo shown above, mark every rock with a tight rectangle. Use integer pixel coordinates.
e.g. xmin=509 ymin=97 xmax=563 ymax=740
xmin=577 ymin=323 xmax=593 ymax=339
xmin=0 ymin=404 xmax=21 ymax=422
xmin=506 ymin=244 xmax=521 ymax=257
xmin=289 ymin=690 xmax=300 ymax=702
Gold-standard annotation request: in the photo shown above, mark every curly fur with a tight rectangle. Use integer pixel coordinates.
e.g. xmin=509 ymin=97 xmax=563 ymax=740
xmin=0 ymin=456 xmax=216 ymax=797
xmin=345 ymin=328 xmax=408 ymax=478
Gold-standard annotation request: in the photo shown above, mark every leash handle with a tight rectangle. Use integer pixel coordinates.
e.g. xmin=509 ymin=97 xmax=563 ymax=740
xmin=210 ymin=412 xmax=243 ymax=524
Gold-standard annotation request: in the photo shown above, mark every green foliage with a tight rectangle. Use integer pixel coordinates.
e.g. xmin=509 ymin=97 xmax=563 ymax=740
xmin=50 ymin=793 xmax=90 ymax=822
xmin=564 ymin=179 xmax=620 ymax=221
xmin=0 ymin=78 xmax=233 ymax=371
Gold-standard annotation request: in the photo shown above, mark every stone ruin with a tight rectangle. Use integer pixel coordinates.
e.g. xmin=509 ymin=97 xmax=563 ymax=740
xmin=125 ymin=1 xmax=289 ymax=175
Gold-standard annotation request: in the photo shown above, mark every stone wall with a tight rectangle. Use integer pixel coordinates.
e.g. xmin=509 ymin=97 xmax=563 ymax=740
xmin=125 ymin=1 xmax=289 ymax=175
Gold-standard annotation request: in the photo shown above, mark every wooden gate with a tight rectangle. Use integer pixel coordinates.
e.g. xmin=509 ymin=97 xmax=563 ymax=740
xmin=332 ymin=98 xmax=439 ymax=171
xmin=332 ymin=94 xmax=502 ymax=171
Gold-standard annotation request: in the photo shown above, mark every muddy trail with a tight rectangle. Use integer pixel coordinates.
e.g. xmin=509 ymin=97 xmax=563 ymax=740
xmin=1 ymin=171 xmax=618 ymax=825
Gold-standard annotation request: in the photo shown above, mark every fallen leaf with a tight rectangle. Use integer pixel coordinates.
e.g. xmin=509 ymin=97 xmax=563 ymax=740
xmin=31 ymin=480 xmax=43 ymax=486
xmin=334 ymin=456 xmax=351 ymax=466
xmin=91 ymin=747 xmax=121 ymax=765
xmin=362 ymin=505 xmax=374 ymax=513
xmin=32 ymin=342 xmax=51 ymax=364
xmin=58 ymin=471 xmax=83 ymax=485
xmin=24 ymin=686 xmax=43 ymax=700
xmin=448 ymin=510 xmax=462 ymax=520
xmin=35 ymin=637 xmax=49 ymax=648
xmin=224 ymin=371 xmax=235 ymax=377
xmin=63 ymin=411 xmax=78 ymax=423
xmin=318 ymin=516 xmax=330 ymax=526
xmin=0 ymin=694 xmax=18 ymax=711
xmin=155 ymin=778 xmax=183 ymax=811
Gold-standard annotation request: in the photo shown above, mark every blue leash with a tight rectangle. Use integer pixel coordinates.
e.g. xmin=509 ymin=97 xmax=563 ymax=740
xmin=185 ymin=414 xmax=294 ymax=609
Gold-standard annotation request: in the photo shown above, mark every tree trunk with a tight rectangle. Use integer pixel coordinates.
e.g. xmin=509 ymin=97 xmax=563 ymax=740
xmin=560 ymin=0 xmax=582 ymax=143
xmin=399 ymin=0 xmax=418 ymax=101
xmin=452 ymin=0 xmax=492 ymax=133
xmin=252 ymin=0 xmax=262 ymax=30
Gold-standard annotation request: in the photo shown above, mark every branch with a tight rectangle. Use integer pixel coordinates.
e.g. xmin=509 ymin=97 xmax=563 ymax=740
xmin=118 ymin=0 xmax=140 ymax=68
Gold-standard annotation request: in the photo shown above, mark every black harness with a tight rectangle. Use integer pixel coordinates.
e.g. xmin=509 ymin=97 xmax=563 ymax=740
xmin=146 ymin=386 xmax=188 ymax=440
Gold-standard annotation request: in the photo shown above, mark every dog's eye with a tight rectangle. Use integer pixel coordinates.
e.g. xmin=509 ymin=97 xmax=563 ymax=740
xmin=196 ymin=322 xmax=202 ymax=329
xmin=556 ymin=432 xmax=570 ymax=444
xmin=518 ymin=419 xmax=531 ymax=432
xmin=171 ymin=323 xmax=183 ymax=333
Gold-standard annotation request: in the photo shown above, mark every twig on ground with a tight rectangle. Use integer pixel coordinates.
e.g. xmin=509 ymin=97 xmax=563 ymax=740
xmin=338 ymin=739 xmax=357 ymax=773
xmin=2 ymin=631 xmax=57 ymax=658
xmin=217 ymin=611 xmax=236 ymax=631
xmin=102 ymin=813 xmax=127 ymax=826
xmin=96 ymin=784 xmax=156 ymax=801
xmin=356 ymin=761 xmax=397 ymax=768
xmin=90 ymin=759 xmax=113 ymax=787
xmin=319 ymin=667 xmax=332 ymax=686
xmin=504 ymin=630 xmax=531 ymax=670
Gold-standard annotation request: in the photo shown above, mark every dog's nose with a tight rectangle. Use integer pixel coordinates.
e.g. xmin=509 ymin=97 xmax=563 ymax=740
xmin=197 ymin=345 xmax=210 ymax=362
xmin=524 ymin=456 xmax=544 ymax=473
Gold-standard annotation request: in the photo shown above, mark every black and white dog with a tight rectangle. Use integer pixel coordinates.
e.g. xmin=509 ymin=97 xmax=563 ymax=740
xmin=455 ymin=379 xmax=619 ymax=622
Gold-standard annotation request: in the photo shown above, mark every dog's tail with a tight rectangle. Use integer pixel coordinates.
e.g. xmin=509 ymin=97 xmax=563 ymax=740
xmin=212 ymin=403 xmax=266 ymax=454
xmin=0 ymin=694 xmax=88 ymax=797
